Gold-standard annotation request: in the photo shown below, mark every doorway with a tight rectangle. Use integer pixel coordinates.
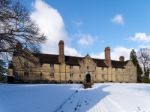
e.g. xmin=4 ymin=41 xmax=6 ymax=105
xmin=86 ymin=74 xmax=91 ymax=83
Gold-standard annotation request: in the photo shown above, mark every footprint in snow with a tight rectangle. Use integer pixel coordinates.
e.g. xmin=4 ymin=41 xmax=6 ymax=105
xmin=74 ymin=107 xmax=77 ymax=111
xmin=75 ymin=90 xmax=78 ymax=93
xmin=84 ymin=100 xmax=89 ymax=105
xmin=78 ymin=104 xmax=81 ymax=107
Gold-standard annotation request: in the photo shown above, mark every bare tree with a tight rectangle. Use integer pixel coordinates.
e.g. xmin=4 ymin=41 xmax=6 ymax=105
xmin=138 ymin=48 xmax=150 ymax=77
xmin=0 ymin=0 xmax=45 ymax=55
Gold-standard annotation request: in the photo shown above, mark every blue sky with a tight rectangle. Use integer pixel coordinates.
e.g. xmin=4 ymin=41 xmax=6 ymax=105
xmin=23 ymin=0 xmax=150 ymax=60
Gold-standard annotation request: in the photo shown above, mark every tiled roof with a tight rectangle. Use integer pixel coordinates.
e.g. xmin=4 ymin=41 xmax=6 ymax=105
xmin=33 ymin=53 xmax=59 ymax=64
xmin=111 ymin=60 xmax=129 ymax=68
xmin=65 ymin=56 xmax=82 ymax=66
xmin=93 ymin=59 xmax=108 ymax=67
xmin=33 ymin=53 xmax=129 ymax=68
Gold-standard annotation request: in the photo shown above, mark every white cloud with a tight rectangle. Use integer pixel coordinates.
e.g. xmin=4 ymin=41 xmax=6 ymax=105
xmin=31 ymin=0 xmax=80 ymax=56
xmin=131 ymin=32 xmax=150 ymax=43
xmin=111 ymin=47 xmax=132 ymax=60
xmin=91 ymin=52 xmax=104 ymax=59
xmin=65 ymin=47 xmax=81 ymax=56
xmin=30 ymin=0 xmax=131 ymax=60
xmin=77 ymin=34 xmax=95 ymax=46
xmin=111 ymin=14 xmax=124 ymax=25
xmin=91 ymin=47 xmax=132 ymax=60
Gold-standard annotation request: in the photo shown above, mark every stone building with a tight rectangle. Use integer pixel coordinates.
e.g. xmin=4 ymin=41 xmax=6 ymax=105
xmin=8 ymin=40 xmax=137 ymax=83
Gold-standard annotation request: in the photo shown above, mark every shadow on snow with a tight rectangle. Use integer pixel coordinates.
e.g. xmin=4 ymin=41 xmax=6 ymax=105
xmin=58 ymin=84 xmax=110 ymax=112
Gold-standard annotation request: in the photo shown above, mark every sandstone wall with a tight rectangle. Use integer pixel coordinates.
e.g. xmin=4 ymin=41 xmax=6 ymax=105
xmin=9 ymin=56 xmax=137 ymax=83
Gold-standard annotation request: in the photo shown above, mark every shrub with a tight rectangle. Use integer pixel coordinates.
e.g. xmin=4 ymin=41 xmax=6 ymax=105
xmin=83 ymin=83 xmax=93 ymax=88
xmin=68 ymin=80 xmax=73 ymax=84
xmin=142 ymin=76 xmax=150 ymax=83
xmin=7 ymin=76 xmax=14 ymax=83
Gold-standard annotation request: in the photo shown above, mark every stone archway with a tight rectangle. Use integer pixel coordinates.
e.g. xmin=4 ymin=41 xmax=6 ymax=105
xmin=86 ymin=74 xmax=91 ymax=83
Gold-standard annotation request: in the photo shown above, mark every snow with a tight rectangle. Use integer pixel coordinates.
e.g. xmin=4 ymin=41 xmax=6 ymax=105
xmin=0 ymin=83 xmax=150 ymax=112
xmin=0 ymin=84 xmax=81 ymax=112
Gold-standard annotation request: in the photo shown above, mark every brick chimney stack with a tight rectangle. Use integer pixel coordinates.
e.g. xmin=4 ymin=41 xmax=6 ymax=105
xmin=16 ymin=42 xmax=22 ymax=50
xmin=58 ymin=40 xmax=65 ymax=64
xmin=119 ymin=56 xmax=125 ymax=62
xmin=105 ymin=47 xmax=111 ymax=67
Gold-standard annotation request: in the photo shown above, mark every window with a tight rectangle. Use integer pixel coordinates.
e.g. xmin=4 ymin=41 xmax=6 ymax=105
xmin=50 ymin=73 xmax=54 ymax=78
xmin=79 ymin=74 xmax=81 ymax=78
xmin=101 ymin=67 xmax=104 ymax=70
xmin=87 ymin=66 xmax=89 ymax=69
xmin=70 ymin=73 xmax=73 ymax=78
xmin=40 ymin=72 xmax=42 ymax=77
xmin=40 ymin=63 xmax=43 ymax=67
xmin=24 ymin=72 xmax=29 ymax=77
xmin=13 ymin=72 xmax=18 ymax=76
xmin=102 ymin=74 xmax=105 ymax=79
xmin=50 ymin=64 xmax=54 ymax=69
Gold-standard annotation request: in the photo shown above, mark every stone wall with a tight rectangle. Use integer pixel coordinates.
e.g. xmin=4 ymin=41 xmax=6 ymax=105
xmin=9 ymin=55 xmax=137 ymax=83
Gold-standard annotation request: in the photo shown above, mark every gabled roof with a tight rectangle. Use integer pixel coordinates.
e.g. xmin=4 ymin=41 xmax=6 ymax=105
xmin=33 ymin=53 xmax=129 ymax=68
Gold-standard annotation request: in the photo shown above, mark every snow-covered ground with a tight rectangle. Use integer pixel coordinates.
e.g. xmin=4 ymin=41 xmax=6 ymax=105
xmin=0 ymin=83 xmax=150 ymax=112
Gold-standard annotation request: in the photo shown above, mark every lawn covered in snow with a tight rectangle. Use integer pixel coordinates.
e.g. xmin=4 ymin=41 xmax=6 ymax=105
xmin=0 ymin=83 xmax=150 ymax=112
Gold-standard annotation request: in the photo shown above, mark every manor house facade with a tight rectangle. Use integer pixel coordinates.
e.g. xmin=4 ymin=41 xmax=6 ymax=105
xmin=8 ymin=40 xmax=137 ymax=83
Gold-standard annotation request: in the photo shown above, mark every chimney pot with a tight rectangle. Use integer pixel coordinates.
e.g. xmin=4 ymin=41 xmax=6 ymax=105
xmin=119 ymin=56 xmax=125 ymax=62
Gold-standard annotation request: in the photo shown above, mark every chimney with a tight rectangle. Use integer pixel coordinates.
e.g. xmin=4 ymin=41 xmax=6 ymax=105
xmin=16 ymin=42 xmax=22 ymax=50
xmin=14 ymin=42 xmax=22 ymax=56
xmin=119 ymin=56 xmax=125 ymax=62
xmin=105 ymin=47 xmax=111 ymax=67
xmin=58 ymin=40 xmax=65 ymax=64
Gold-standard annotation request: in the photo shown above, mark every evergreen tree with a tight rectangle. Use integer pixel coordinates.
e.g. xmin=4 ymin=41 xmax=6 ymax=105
xmin=130 ymin=49 xmax=143 ymax=82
